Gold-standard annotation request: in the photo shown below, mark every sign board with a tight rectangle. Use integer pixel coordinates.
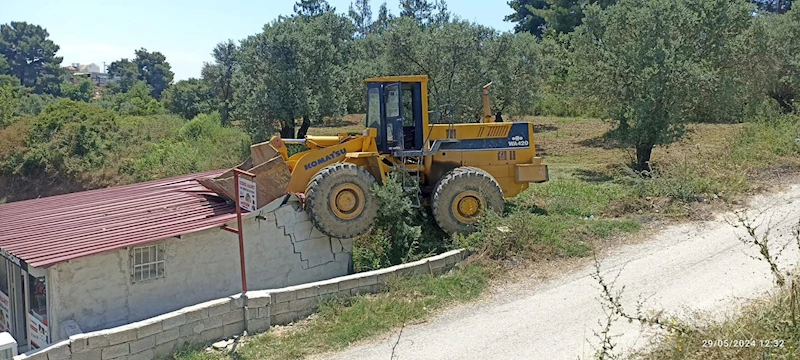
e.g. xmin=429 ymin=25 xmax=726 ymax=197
xmin=237 ymin=177 xmax=257 ymax=212
xmin=28 ymin=314 xmax=48 ymax=349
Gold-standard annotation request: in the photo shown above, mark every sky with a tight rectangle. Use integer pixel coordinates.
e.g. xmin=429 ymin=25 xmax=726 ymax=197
xmin=0 ymin=0 xmax=516 ymax=81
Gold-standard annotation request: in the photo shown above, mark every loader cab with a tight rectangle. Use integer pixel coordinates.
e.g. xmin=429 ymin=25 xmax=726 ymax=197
xmin=365 ymin=75 xmax=429 ymax=155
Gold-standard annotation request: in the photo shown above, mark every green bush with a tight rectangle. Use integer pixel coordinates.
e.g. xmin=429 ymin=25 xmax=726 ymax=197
xmin=3 ymin=99 xmax=117 ymax=177
xmin=0 ymin=84 xmax=18 ymax=127
xmin=119 ymin=112 xmax=250 ymax=182
xmin=16 ymin=93 xmax=57 ymax=116
xmin=353 ymin=172 xmax=448 ymax=272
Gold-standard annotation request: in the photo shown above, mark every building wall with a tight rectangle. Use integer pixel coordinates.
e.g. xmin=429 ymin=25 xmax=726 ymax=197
xmin=47 ymin=201 xmax=352 ymax=341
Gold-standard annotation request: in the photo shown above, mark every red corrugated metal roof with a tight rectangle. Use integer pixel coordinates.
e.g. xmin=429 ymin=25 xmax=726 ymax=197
xmin=0 ymin=170 xmax=238 ymax=268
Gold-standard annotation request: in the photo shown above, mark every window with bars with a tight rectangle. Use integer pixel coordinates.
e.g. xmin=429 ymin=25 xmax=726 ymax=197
xmin=130 ymin=244 xmax=165 ymax=283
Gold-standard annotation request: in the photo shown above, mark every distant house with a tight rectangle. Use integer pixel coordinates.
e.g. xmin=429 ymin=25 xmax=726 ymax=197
xmin=0 ymin=171 xmax=353 ymax=354
xmin=64 ymin=63 xmax=119 ymax=85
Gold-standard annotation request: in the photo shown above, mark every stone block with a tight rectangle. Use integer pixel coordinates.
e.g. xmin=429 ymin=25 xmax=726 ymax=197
xmin=317 ymin=282 xmax=339 ymax=295
xmin=71 ymin=348 xmax=102 ymax=360
xmin=129 ymin=335 xmax=155 ymax=354
xmin=179 ymin=323 xmax=195 ymax=338
xmin=156 ymin=327 xmax=180 ymax=345
xmin=258 ymin=306 xmax=270 ymax=319
xmin=244 ymin=307 xmax=258 ymax=320
xmin=275 ymin=206 xmax=296 ymax=228
xmin=191 ymin=315 xmax=223 ymax=334
xmin=102 ymin=343 xmax=130 ymax=360
xmin=46 ymin=340 xmax=71 ymax=360
xmin=22 ymin=351 xmax=47 ymax=360
xmin=223 ymin=321 xmax=246 ymax=339
xmin=230 ymin=294 xmax=245 ymax=309
xmin=86 ymin=332 xmax=109 ymax=348
xmin=358 ymin=274 xmax=377 ymax=287
xmin=270 ymin=301 xmax=290 ymax=316
xmin=428 ymin=257 xmax=447 ymax=270
xmin=271 ymin=312 xmax=298 ymax=326
xmin=245 ymin=292 xmax=271 ymax=308
xmin=199 ymin=326 xmax=224 ymax=343
xmin=246 ymin=316 xmax=270 ymax=333
xmin=69 ymin=334 xmax=88 ymax=353
xmin=338 ymin=277 xmax=360 ymax=291
xmin=183 ymin=306 xmax=208 ymax=324
xmin=288 ymin=297 xmax=317 ymax=313
xmin=272 ymin=290 xmax=296 ymax=304
xmin=223 ymin=310 xmax=244 ymax=325
xmin=207 ymin=301 xmax=232 ymax=318
xmin=136 ymin=321 xmax=162 ymax=339
xmin=153 ymin=340 xmax=177 ymax=359
xmin=295 ymin=286 xmax=318 ymax=300
xmin=128 ymin=349 xmax=154 ymax=360
xmin=376 ymin=270 xmax=397 ymax=284
xmin=162 ymin=313 xmax=186 ymax=331
xmin=106 ymin=325 xmax=138 ymax=346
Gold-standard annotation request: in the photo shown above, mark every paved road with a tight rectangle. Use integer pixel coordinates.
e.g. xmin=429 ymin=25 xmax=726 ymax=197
xmin=323 ymin=184 xmax=800 ymax=360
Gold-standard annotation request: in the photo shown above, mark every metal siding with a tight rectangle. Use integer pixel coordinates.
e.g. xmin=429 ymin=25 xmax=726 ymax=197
xmin=439 ymin=122 xmax=531 ymax=150
xmin=0 ymin=170 xmax=238 ymax=268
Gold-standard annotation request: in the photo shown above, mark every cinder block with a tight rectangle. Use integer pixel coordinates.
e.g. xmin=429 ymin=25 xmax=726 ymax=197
xmin=69 ymin=334 xmax=88 ymax=353
xmin=129 ymin=349 xmax=154 ymax=360
xmin=288 ymin=297 xmax=317 ymax=313
xmin=271 ymin=312 xmax=298 ymax=326
xmin=46 ymin=340 xmax=71 ymax=360
xmin=338 ymin=278 xmax=360 ymax=291
xmin=129 ymin=335 xmax=155 ymax=354
xmin=184 ymin=306 xmax=208 ymax=323
xmin=156 ymin=327 xmax=180 ymax=345
xmin=258 ymin=306 xmax=270 ymax=319
xmin=153 ymin=340 xmax=177 ymax=359
xmin=223 ymin=310 xmax=244 ymax=325
xmin=198 ymin=315 xmax=224 ymax=332
xmin=244 ymin=307 xmax=258 ymax=320
xmin=162 ymin=313 xmax=186 ymax=330
xmin=245 ymin=293 xmax=271 ymax=308
xmin=207 ymin=301 xmax=232 ymax=318
xmin=178 ymin=323 xmax=195 ymax=338
xmin=23 ymin=351 xmax=48 ymax=360
xmin=272 ymin=290 xmax=297 ymax=304
xmin=101 ymin=343 xmax=130 ymax=360
xmin=358 ymin=274 xmax=378 ymax=287
xmin=199 ymin=326 xmax=224 ymax=343
xmin=106 ymin=325 xmax=138 ymax=346
xmin=428 ymin=257 xmax=447 ymax=270
xmin=86 ymin=332 xmax=109 ymax=348
xmin=295 ymin=286 xmax=318 ymax=299
xmin=270 ymin=301 xmax=290 ymax=316
xmin=230 ymin=294 xmax=245 ymax=309
xmin=246 ymin=317 xmax=270 ymax=333
xmin=377 ymin=271 xmax=397 ymax=284
xmin=223 ymin=321 xmax=245 ymax=339
xmin=317 ymin=282 xmax=338 ymax=295
xmin=71 ymin=348 xmax=102 ymax=360
xmin=137 ymin=321 xmax=162 ymax=339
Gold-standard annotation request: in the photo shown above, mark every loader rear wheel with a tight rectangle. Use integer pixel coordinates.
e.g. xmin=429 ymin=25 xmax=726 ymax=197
xmin=432 ymin=167 xmax=504 ymax=235
xmin=305 ymin=163 xmax=378 ymax=239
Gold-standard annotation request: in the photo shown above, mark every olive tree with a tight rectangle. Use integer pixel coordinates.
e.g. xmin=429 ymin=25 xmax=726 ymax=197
xmin=570 ymin=0 xmax=750 ymax=171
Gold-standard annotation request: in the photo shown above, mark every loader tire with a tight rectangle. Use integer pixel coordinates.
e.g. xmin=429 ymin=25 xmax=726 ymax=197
xmin=432 ymin=167 xmax=504 ymax=235
xmin=305 ymin=163 xmax=378 ymax=239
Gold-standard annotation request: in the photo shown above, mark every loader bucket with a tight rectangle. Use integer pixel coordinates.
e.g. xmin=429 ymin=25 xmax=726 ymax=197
xmin=197 ymin=141 xmax=292 ymax=210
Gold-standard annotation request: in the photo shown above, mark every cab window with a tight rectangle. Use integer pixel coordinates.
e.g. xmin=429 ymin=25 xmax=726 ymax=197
xmin=367 ymin=87 xmax=381 ymax=129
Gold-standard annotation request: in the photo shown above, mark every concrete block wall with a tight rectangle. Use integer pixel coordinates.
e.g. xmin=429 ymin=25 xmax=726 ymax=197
xmin=15 ymin=250 xmax=467 ymax=360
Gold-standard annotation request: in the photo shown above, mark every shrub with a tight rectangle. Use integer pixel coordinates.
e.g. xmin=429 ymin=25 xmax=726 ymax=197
xmin=4 ymin=99 xmax=117 ymax=177
xmin=16 ymin=93 xmax=57 ymax=116
xmin=0 ymin=84 xmax=18 ymax=127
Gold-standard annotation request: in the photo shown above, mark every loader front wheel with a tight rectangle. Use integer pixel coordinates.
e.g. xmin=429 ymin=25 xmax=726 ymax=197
xmin=305 ymin=163 xmax=378 ymax=239
xmin=432 ymin=167 xmax=504 ymax=235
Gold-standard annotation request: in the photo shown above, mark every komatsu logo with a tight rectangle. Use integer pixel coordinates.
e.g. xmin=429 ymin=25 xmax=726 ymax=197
xmin=508 ymin=135 xmax=529 ymax=147
xmin=304 ymin=149 xmax=347 ymax=170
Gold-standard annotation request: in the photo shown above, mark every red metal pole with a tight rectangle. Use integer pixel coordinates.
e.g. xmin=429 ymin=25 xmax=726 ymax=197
xmin=233 ymin=170 xmax=248 ymax=293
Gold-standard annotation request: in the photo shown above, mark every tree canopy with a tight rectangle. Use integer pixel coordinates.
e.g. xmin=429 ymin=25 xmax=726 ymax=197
xmin=0 ymin=22 xmax=63 ymax=93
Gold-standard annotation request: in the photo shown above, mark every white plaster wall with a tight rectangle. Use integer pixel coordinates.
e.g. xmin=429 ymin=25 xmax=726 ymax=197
xmin=49 ymin=202 xmax=352 ymax=341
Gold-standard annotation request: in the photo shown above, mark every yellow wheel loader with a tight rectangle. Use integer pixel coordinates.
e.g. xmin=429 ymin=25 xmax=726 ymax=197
xmin=201 ymin=75 xmax=548 ymax=239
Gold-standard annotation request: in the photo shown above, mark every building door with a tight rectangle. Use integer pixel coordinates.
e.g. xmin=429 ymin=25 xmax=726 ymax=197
xmin=7 ymin=265 xmax=26 ymax=352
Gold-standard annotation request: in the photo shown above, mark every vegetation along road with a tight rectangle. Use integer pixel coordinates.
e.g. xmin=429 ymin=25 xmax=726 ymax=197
xmin=322 ymin=183 xmax=800 ymax=360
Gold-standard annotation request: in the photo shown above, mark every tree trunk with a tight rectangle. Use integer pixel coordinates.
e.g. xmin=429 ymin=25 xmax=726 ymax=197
xmin=635 ymin=144 xmax=653 ymax=173
xmin=220 ymin=105 xmax=230 ymax=126
xmin=296 ymin=115 xmax=311 ymax=138
xmin=280 ymin=119 xmax=295 ymax=139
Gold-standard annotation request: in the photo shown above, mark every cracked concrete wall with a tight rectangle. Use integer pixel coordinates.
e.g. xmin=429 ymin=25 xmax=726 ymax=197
xmin=49 ymin=201 xmax=352 ymax=342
